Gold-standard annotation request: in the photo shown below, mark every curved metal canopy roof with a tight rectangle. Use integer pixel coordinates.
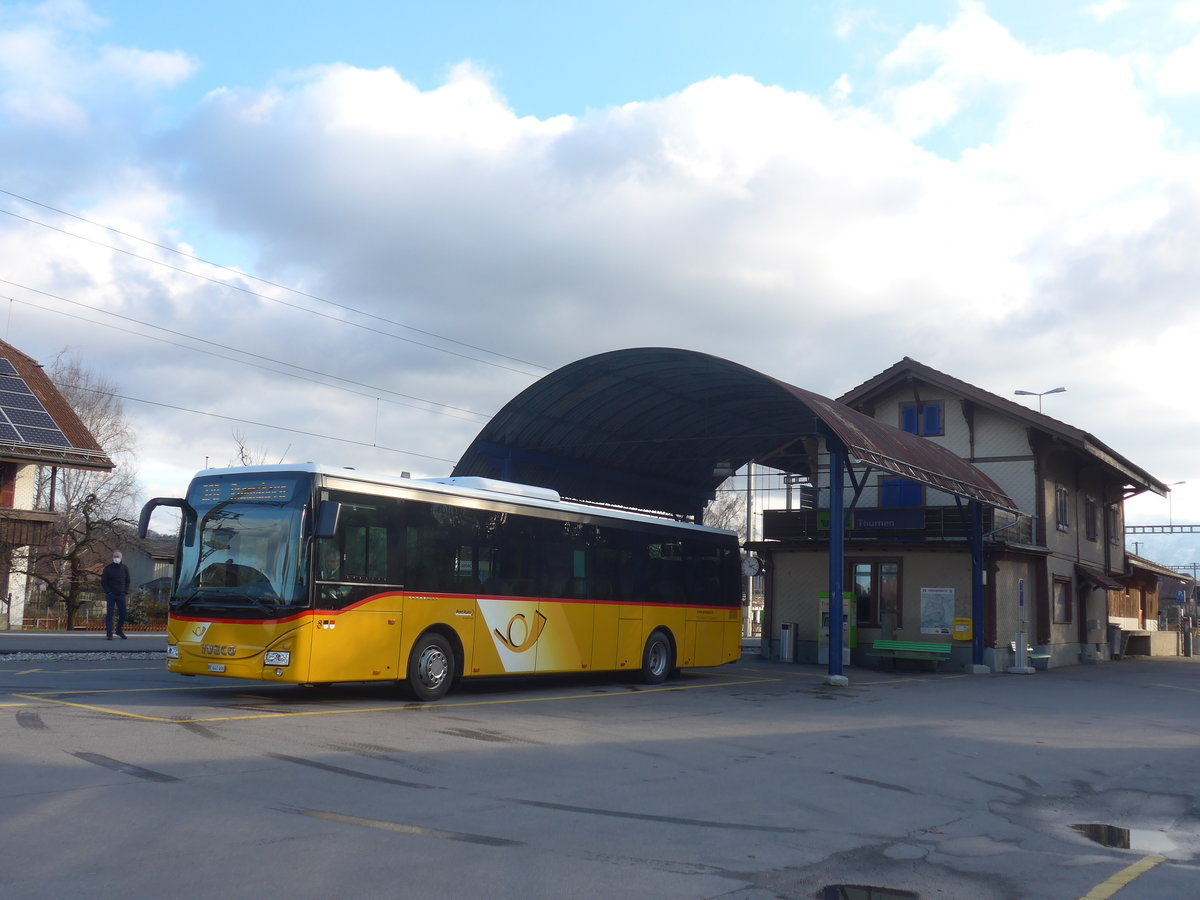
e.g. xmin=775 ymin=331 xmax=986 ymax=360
xmin=452 ymin=348 xmax=1016 ymax=518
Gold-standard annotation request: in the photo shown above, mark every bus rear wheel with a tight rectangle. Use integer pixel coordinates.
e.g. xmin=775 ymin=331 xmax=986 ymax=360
xmin=640 ymin=630 xmax=673 ymax=685
xmin=406 ymin=632 xmax=455 ymax=701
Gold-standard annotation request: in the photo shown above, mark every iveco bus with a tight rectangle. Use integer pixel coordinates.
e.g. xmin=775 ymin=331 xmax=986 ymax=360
xmin=140 ymin=465 xmax=742 ymax=700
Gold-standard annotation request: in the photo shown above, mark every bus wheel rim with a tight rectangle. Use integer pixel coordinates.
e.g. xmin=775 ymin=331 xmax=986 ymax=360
xmin=649 ymin=640 xmax=667 ymax=675
xmin=419 ymin=646 xmax=448 ymax=688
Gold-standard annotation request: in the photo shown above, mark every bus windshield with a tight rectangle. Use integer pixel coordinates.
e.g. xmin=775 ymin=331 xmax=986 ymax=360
xmin=173 ymin=473 xmax=310 ymax=612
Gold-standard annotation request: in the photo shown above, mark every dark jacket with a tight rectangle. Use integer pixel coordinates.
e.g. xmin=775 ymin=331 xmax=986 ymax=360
xmin=101 ymin=561 xmax=131 ymax=595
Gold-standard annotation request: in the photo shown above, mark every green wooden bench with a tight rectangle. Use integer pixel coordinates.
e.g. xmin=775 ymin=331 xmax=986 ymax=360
xmin=866 ymin=639 xmax=952 ymax=670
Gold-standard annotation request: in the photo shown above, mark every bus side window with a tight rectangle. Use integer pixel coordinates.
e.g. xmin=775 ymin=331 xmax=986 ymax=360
xmin=319 ymin=496 xmax=404 ymax=586
xmin=317 ymin=539 xmax=342 ymax=580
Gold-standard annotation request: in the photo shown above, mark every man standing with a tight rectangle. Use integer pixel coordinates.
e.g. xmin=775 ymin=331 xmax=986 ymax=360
xmin=101 ymin=551 xmax=131 ymax=640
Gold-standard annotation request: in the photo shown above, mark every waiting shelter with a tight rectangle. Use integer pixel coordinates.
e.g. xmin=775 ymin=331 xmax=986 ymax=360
xmin=453 ymin=348 xmax=1016 ymax=683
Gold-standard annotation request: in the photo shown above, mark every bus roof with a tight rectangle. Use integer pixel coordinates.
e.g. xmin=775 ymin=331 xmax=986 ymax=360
xmin=192 ymin=464 xmax=739 ymax=538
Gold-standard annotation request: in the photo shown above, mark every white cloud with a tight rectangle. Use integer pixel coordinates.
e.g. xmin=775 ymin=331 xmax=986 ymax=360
xmin=1176 ymin=0 xmax=1200 ymax=22
xmin=1159 ymin=34 xmax=1200 ymax=94
xmin=1085 ymin=0 xmax=1129 ymax=22
xmin=0 ymin=2 xmax=196 ymax=193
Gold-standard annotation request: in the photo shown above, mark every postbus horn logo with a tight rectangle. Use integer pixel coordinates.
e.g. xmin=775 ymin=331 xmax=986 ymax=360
xmin=494 ymin=611 xmax=548 ymax=653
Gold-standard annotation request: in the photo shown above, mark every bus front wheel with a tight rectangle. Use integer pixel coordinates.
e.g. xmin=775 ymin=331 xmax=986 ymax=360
xmin=640 ymin=630 xmax=673 ymax=685
xmin=406 ymin=632 xmax=455 ymax=701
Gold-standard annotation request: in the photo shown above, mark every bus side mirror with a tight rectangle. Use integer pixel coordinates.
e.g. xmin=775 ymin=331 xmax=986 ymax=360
xmin=139 ymin=497 xmax=195 ymax=539
xmin=315 ymin=500 xmax=341 ymax=538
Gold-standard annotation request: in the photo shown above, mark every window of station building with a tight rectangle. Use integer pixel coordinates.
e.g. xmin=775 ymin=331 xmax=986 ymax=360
xmin=1053 ymin=577 xmax=1072 ymax=623
xmin=899 ymin=401 xmax=943 ymax=437
xmin=849 ymin=559 xmax=901 ymax=628
xmin=1085 ymin=497 xmax=1099 ymax=542
xmin=1055 ymin=484 xmax=1070 ymax=532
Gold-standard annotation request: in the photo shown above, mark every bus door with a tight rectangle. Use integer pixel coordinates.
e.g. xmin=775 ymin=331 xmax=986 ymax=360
xmin=533 ymin=540 xmax=593 ymax=674
xmin=310 ymin=499 xmax=406 ymax=683
xmin=473 ymin=519 xmax=593 ymax=675
xmin=592 ymin=531 xmax=640 ymax=672
xmin=473 ymin=523 xmax=551 ymax=675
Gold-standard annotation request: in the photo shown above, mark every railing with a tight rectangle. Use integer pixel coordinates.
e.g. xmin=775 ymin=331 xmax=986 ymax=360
xmin=762 ymin=506 xmax=1035 ymax=545
xmin=22 ymin=617 xmax=165 ymax=632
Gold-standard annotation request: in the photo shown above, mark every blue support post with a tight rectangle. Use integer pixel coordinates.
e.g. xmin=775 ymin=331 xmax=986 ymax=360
xmin=827 ymin=436 xmax=846 ymax=683
xmin=970 ymin=500 xmax=985 ymax=667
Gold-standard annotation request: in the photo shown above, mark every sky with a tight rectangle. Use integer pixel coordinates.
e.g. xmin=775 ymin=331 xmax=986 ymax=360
xmin=2 ymin=0 xmax=1200 ymax=564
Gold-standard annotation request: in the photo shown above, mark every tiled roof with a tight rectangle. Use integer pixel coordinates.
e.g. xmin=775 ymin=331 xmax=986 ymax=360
xmin=0 ymin=339 xmax=114 ymax=471
xmin=838 ymin=357 xmax=1166 ymax=497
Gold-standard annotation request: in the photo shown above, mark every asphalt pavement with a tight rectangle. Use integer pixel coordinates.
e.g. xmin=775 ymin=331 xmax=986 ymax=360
xmin=5 ymin=634 xmax=1200 ymax=898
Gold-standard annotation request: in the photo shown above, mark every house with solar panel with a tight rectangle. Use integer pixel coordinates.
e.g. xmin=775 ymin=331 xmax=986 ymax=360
xmin=0 ymin=340 xmax=114 ymax=628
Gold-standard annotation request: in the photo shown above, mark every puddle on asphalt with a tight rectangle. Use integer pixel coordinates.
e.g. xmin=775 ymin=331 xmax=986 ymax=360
xmin=1071 ymin=823 xmax=1176 ymax=854
xmin=821 ymin=886 xmax=918 ymax=900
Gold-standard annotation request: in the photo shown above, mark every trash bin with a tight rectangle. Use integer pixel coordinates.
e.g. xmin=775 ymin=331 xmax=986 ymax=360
xmin=779 ymin=622 xmax=796 ymax=663
xmin=1107 ymin=623 xmax=1123 ymax=659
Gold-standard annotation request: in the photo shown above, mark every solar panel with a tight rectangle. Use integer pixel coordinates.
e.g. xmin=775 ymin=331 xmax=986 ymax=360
xmin=5 ymin=408 xmax=58 ymax=430
xmin=0 ymin=391 xmax=44 ymax=411
xmin=0 ymin=377 xmax=32 ymax=394
xmin=15 ymin=426 xmax=72 ymax=448
xmin=0 ymin=359 xmax=74 ymax=449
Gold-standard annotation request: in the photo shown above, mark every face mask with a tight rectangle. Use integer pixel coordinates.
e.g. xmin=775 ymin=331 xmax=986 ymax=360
xmin=113 ymin=557 xmax=121 ymax=564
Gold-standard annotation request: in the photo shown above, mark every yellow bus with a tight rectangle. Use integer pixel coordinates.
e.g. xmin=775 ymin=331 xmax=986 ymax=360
xmin=139 ymin=465 xmax=742 ymax=700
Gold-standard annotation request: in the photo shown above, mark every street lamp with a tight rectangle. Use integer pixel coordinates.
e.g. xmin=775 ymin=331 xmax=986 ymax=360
xmin=1014 ymin=386 xmax=1066 ymax=413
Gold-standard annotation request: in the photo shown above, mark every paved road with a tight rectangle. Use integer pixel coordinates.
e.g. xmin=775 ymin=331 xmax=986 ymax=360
xmin=3 ymin=645 xmax=1199 ymax=899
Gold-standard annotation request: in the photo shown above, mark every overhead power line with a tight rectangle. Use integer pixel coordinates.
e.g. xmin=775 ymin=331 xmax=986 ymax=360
xmin=0 ymin=280 xmax=492 ymax=422
xmin=66 ymin=383 xmax=459 ymax=466
xmin=0 ymin=190 xmax=550 ymax=377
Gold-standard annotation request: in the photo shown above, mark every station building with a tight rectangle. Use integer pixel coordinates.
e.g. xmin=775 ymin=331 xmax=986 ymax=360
xmin=753 ymin=358 xmax=1169 ymax=670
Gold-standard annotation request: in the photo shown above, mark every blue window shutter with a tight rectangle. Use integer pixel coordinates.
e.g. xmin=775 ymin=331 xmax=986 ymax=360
xmin=923 ymin=403 xmax=942 ymax=435
xmin=901 ymin=404 xmax=919 ymax=434
xmin=882 ymin=477 xmax=921 ymax=507
xmin=881 ymin=478 xmax=899 ymax=506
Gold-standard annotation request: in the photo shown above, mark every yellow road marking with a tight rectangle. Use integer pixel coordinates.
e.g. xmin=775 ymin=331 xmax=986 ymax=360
xmin=0 ymin=702 xmax=27 ymax=707
xmin=14 ymin=674 xmax=783 ymax=724
xmin=1079 ymin=854 xmax=1167 ymax=899
xmin=7 ymin=665 xmax=163 ymax=675
xmin=1151 ymin=682 xmax=1200 ymax=694
xmin=296 ymin=809 xmax=517 ymax=845
xmin=736 ymin=665 xmax=963 ymax=686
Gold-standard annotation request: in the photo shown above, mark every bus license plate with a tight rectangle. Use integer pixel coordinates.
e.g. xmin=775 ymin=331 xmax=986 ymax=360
xmin=207 ymin=663 xmax=226 ymax=673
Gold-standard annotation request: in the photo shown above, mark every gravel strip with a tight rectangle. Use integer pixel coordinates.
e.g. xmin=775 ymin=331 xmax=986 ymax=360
xmin=0 ymin=651 xmax=166 ymax=661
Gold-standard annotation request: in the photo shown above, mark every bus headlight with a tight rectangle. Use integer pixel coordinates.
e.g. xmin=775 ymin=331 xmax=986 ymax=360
xmin=166 ymin=645 xmax=179 ymax=659
xmin=264 ymin=651 xmax=291 ymax=666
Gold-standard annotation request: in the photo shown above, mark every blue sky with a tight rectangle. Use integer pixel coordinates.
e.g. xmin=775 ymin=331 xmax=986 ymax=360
xmin=86 ymin=1 xmax=866 ymax=117
xmin=82 ymin=1 xmax=1196 ymax=121
xmin=4 ymin=0 xmax=1200 ymax=563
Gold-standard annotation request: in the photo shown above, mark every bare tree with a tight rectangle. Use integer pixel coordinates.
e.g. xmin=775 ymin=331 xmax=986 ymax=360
xmin=229 ymin=430 xmax=287 ymax=466
xmin=704 ymin=484 xmax=747 ymax=540
xmin=26 ymin=352 xmax=138 ymax=629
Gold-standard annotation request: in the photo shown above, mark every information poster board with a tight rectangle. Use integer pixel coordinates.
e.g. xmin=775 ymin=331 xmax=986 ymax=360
xmin=921 ymin=587 xmax=956 ymax=635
